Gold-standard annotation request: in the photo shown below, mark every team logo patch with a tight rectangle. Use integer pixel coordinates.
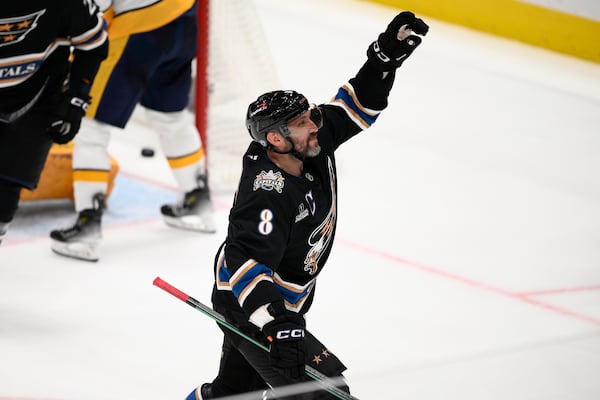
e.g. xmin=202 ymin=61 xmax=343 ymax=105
xmin=0 ymin=10 xmax=45 ymax=48
xmin=253 ymin=170 xmax=285 ymax=193
xmin=295 ymin=203 xmax=309 ymax=222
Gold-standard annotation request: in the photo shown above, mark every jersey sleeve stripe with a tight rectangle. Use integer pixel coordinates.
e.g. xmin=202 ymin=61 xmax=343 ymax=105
xmin=228 ymin=260 xmax=275 ymax=303
xmin=229 ymin=259 xmax=259 ymax=286
xmin=339 ymin=83 xmax=381 ymax=115
xmin=276 ymin=282 xmax=314 ymax=310
xmin=215 ymin=254 xmax=231 ymax=290
xmin=71 ymin=16 xmax=108 ymax=51
xmin=273 ymin=273 xmax=315 ymax=293
xmin=272 ymin=273 xmax=316 ymax=312
xmin=327 ymin=83 xmax=380 ymax=130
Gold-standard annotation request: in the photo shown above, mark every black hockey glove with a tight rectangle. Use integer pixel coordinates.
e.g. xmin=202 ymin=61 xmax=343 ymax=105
xmin=263 ymin=312 xmax=307 ymax=381
xmin=47 ymin=89 xmax=91 ymax=144
xmin=367 ymin=11 xmax=429 ymax=71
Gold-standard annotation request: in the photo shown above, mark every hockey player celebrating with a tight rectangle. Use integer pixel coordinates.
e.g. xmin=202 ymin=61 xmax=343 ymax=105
xmin=188 ymin=11 xmax=429 ymax=400
xmin=0 ymin=0 xmax=108 ymax=245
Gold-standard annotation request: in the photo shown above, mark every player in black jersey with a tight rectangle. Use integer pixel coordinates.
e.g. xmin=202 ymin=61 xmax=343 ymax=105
xmin=0 ymin=0 xmax=108 ymax=244
xmin=187 ymin=11 xmax=429 ymax=400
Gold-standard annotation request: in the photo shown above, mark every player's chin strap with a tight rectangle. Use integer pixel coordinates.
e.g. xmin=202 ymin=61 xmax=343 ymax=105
xmin=269 ymin=136 xmax=306 ymax=161
xmin=263 ymin=123 xmax=305 ymax=160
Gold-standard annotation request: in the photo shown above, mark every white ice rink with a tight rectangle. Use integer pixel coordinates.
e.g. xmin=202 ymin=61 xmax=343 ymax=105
xmin=1 ymin=0 xmax=600 ymax=399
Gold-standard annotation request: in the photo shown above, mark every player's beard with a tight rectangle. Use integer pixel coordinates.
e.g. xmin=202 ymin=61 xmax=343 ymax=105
xmin=287 ymin=132 xmax=321 ymax=159
xmin=303 ymin=134 xmax=321 ymax=158
xmin=305 ymin=143 xmax=321 ymax=158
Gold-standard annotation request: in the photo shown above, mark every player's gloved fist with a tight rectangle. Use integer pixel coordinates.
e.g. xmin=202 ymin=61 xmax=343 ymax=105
xmin=47 ymin=89 xmax=91 ymax=144
xmin=367 ymin=11 xmax=429 ymax=71
xmin=263 ymin=313 xmax=307 ymax=381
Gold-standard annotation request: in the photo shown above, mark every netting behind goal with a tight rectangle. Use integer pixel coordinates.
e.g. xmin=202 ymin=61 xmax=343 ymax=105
xmin=196 ymin=0 xmax=281 ymax=192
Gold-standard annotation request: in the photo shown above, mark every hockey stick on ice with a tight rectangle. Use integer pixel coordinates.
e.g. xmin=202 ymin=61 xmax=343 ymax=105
xmin=153 ymin=276 xmax=359 ymax=400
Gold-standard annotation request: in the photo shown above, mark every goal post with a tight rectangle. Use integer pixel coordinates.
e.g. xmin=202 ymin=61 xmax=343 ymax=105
xmin=195 ymin=0 xmax=209 ymax=163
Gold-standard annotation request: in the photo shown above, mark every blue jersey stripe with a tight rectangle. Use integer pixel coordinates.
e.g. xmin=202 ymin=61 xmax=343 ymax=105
xmin=334 ymin=86 xmax=379 ymax=127
xmin=230 ymin=262 xmax=273 ymax=299
xmin=275 ymin=280 xmax=314 ymax=305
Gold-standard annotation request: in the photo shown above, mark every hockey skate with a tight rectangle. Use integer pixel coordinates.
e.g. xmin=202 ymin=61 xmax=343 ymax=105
xmin=50 ymin=194 xmax=104 ymax=262
xmin=161 ymin=178 xmax=217 ymax=233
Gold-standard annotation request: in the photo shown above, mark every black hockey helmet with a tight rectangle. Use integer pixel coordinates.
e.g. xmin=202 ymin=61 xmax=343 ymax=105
xmin=246 ymin=90 xmax=309 ymax=147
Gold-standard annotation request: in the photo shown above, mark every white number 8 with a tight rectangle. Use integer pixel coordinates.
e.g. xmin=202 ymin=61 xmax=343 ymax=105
xmin=258 ymin=209 xmax=273 ymax=235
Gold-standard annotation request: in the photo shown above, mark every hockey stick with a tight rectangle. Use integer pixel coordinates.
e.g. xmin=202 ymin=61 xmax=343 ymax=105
xmin=153 ymin=276 xmax=359 ymax=400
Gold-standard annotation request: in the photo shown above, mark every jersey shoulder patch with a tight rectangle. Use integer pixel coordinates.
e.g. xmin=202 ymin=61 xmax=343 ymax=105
xmin=242 ymin=143 xmax=287 ymax=195
xmin=253 ymin=169 xmax=285 ymax=194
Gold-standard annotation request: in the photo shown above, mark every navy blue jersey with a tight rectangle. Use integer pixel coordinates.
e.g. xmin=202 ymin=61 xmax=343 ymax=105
xmin=213 ymin=61 xmax=397 ymax=321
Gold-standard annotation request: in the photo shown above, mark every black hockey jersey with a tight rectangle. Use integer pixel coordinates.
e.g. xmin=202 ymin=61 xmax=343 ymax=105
xmin=0 ymin=0 xmax=108 ymax=120
xmin=213 ymin=61 xmax=397 ymax=321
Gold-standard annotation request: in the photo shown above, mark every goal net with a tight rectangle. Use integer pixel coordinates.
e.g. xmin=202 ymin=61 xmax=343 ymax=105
xmin=196 ymin=0 xmax=281 ymax=193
